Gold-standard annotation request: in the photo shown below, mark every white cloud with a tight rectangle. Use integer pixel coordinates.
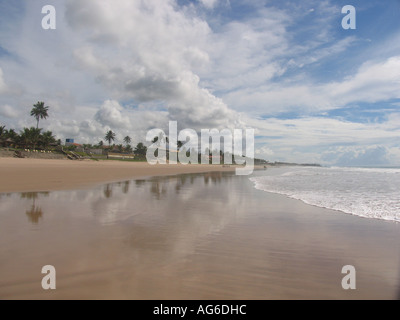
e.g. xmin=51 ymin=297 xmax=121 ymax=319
xmin=321 ymin=146 xmax=392 ymax=167
xmin=202 ymin=8 xmax=291 ymax=91
xmin=224 ymin=55 xmax=400 ymax=115
xmin=0 ymin=0 xmax=399 ymax=165
xmin=94 ymin=100 xmax=130 ymax=129
xmin=0 ymin=104 xmax=18 ymax=119
xmin=66 ymin=0 xmax=239 ymax=130
xmin=255 ymin=145 xmax=274 ymax=159
xmin=325 ymin=56 xmax=400 ymax=106
xmin=288 ymin=36 xmax=356 ymax=69
xmin=199 ymin=0 xmax=218 ymax=9
xmin=246 ymin=113 xmax=400 ymax=165
xmin=0 ymin=68 xmax=7 ymax=94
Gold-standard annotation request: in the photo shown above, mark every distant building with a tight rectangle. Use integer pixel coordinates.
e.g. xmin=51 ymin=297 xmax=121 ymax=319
xmin=65 ymin=139 xmax=84 ymax=152
xmin=65 ymin=139 xmax=75 ymax=146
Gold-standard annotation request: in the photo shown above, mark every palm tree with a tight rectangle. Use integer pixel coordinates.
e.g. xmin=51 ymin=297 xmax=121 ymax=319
xmin=1 ymin=127 xmax=20 ymax=147
xmin=19 ymin=128 xmax=30 ymax=148
xmin=125 ymin=144 xmax=133 ymax=154
xmin=104 ymin=130 xmax=116 ymax=146
xmin=40 ymin=130 xmax=56 ymax=149
xmin=5 ymin=128 xmax=18 ymax=147
xmin=134 ymin=142 xmax=147 ymax=156
xmin=30 ymin=102 xmax=49 ymax=129
xmin=6 ymin=128 xmax=17 ymax=139
xmin=19 ymin=127 xmax=42 ymax=149
xmin=123 ymin=135 xmax=131 ymax=146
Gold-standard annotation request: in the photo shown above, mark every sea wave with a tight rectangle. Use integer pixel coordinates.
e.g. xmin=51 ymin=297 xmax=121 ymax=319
xmin=250 ymin=166 xmax=400 ymax=222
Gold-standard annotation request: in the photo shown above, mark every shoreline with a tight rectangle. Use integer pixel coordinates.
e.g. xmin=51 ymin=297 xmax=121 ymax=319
xmin=0 ymin=157 xmax=264 ymax=193
xmin=1 ymin=169 xmax=399 ymax=299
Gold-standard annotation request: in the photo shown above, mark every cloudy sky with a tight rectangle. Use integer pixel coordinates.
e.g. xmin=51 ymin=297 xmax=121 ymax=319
xmin=0 ymin=0 xmax=399 ymax=166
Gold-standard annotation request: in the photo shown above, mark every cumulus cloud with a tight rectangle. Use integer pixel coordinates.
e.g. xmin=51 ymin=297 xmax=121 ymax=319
xmin=1 ymin=0 xmax=399 ymax=165
xmin=66 ymin=0 xmax=239 ymax=130
xmin=246 ymin=113 xmax=400 ymax=165
xmin=94 ymin=100 xmax=130 ymax=129
xmin=255 ymin=145 xmax=274 ymax=159
xmin=0 ymin=104 xmax=18 ymax=119
xmin=322 ymin=146 xmax=391 ymax=167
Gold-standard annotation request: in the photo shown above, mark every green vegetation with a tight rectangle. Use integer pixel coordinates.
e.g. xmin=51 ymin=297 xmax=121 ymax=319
xmin=30 ymin=102 xmax=49 ymax=129
xmin=0 ymin=102 xmax=57 ymax=151
xmin=1 ymin=104 xmax=144 ymax=161
xmin=123 ymin=136 xmax=131 ymax=145
xmin=133 ymin=142 xmax=147 ymax=156
xmin=1 ymin=102 xmax=273 ymax=165
xmin=0 ymin=126 xmax=57 ymax=150
xmin=104 ymin=130 xmax=116 ymax=146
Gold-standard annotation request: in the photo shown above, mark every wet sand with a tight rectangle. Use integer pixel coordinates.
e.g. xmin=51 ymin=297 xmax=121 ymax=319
xmin=0 ymin=158 xmax=238 ymax=193
xmin=0 ymin=171 xmax=399 ymax=299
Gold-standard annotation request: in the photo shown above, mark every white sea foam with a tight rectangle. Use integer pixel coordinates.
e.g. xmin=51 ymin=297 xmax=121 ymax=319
xmin=250 ymin=166 xmax=400 ymax=222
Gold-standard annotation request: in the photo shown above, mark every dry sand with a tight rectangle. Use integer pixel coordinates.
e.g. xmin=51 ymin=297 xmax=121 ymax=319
xmin=0 ymin=158 xmax=238 ymax=193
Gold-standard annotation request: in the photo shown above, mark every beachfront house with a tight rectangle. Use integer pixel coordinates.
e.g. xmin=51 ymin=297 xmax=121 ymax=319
xmin=65 ymin=139 xmax=84 ymax=152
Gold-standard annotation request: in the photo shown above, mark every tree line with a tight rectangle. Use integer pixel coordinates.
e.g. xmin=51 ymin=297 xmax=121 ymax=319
xmin=0 ymin=102 xmax=149 ymax=157
xmin=83 ymin=129 xmax=148 ymax=157
xmin=1 ymin=101 xmax=266 ymax=163
xmin=0 ymin=102 xmax=58 ymax=150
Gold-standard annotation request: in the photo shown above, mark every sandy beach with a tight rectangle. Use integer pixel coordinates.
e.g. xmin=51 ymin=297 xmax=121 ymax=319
xmin=0 ymin=158 xmax=399 ymax=300
xmin=0 ymin=158 xmax=238 ymax=193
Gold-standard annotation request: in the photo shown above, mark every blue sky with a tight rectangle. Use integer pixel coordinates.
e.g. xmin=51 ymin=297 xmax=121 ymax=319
xmin=0 ymin=0 xmax=399 ymax=166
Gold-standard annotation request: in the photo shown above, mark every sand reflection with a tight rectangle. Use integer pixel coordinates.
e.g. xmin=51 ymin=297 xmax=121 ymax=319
xmin=20 ymin=192 xmax=49 ymax=224
xmin=0 ymin=171 xmax=399 ymax=299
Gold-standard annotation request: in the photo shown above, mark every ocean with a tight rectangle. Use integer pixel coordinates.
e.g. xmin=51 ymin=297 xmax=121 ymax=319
xmin=250 ymin=166 xmax=400 ymax=222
